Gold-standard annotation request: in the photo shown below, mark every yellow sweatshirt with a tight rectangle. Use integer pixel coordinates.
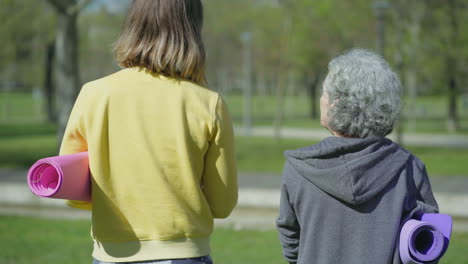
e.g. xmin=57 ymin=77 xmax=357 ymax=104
xmin=59 ymin=67 xmax=238 ymax=262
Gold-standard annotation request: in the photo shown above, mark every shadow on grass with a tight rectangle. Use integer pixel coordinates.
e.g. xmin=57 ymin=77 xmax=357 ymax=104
xmin=0 ymin=215 xmax=467 ymax=264
xmin=0 ymin=123 xmax=58 ymax=168
xmin=0 ymin=135 xmax=57 ymax=168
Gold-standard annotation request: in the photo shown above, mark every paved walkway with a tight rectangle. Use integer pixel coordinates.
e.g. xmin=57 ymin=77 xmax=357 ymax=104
xmin=1 ymin=168 xmax=468 ymax=231
xmin=235 ymin=126 xmax=468 ymax=148
xmin=238 ymin=172 xmax=468 ymax=194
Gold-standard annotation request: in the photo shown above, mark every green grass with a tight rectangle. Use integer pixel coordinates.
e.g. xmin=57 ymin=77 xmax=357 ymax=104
xmin=225 ymin=95 xmax=311 ymax=121
xmin=399 ymin=118 xmax=468 ymax=135
xmin=0 ymin=122 xmax=467 ymax=176
xmin=233 ymin=118 xmax=468 ymax=135
xmin=0 ymin=123 xmax=56 ymax=137
xmin=0 ymin=123 xmax=58 ymax=167
xmin=0 ymin=92 xmax=46 ymax=122
xmin=0 ymin=215 xmax=92 ymax=264
xmin=2 ymin=92 xmax=468 ymax=134
xmin=235 ymin=136 xmax=317 ymax=172
xmin=0 ymin=134 xmax=57 ymax=168
xmin=225 ymin=94 xmax=468 ymax=135
xmin=211 ymin=227 xmax=284 ymax=263
xmin=410 ymin=146 xmax=468 ymax=176
xmin=236 ymin=136 xmax=468 ymax=176
xmin=224 ymin=94 xmax=468 ymax=118
xmin=0 ymin=215 xmax=467 ymax=264
xmin=0 ymin=215 xmax=283 ymax=264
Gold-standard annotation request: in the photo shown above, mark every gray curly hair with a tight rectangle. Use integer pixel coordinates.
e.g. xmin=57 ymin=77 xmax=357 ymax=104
xmin=323 ymin=49 xmax=401 ymax=138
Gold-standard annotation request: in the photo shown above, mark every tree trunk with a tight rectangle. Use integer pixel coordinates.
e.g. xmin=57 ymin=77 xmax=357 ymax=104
xmin=374 ymin=1 xmax=388 ymax=57
xmin=447 ymin=0 xmax=459 ymax=132
xmin=405 ymin=4 xmax=424 ymax=133
xmin=273 ymin=13 xmax=293 ymax=140
xmin=44 ymin=42 xmax=56 ymax=123
xmin=391 ymin=0 xmax=409 ymax=146
xmin=308 ymin=71 xmax=321 ymax=120
xmin=393 ymin=48 xmax=405 ymax=146
xmin=241 ymin=32 xmax=253 ymax=136
xmin=447 ymin=76 xmax=459 ymax=132
xmin=55 ymin=11 xmax=80 ymax=146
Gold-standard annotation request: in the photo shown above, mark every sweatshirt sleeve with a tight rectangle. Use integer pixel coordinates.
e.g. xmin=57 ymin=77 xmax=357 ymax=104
xmin=59 ymin=85 xmax=92 ymax=211
xmin=276 ymin=172 xmax=300 ymax=264
xmin=413 ymin=161 xmax=439 ymax=214
xmin=402 ymin=157 xmax=439 ymax=224
xmin=202 ymin=95 xmax=238 ymax=218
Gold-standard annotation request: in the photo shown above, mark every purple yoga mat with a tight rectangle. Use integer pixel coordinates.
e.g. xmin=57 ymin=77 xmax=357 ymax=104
xmin=27 ymin=152 xmax=91 ymax=201
xmin=399 ymin=213 xmax=452 ymax=264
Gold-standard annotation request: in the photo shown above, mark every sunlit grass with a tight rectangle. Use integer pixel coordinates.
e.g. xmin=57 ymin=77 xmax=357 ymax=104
xmin=0 ymin=123 xmax=466 ymax=176
xmin=226 ymin=94 xmax=468 ymax=135
xmin=2 ymin=93 xmax=467 ymax=134
xmin=235 ymin=136 xmax=468 ymax=176
xmin=0 ymin=135 xmax=57 ymax=168
xmin=0 ymin=215 xmax=466 ymax=264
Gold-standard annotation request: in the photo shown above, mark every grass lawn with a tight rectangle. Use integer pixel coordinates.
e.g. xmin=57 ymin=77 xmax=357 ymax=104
xmin=0 ymin=123 xmax=467 ymax=176
xmin=0 ymin=123 xmax=58 ymax=168
xmin=0 ymin=215 xmax=283 ymax=264
xmin=0 ymin=134 xmax=57 ymax=168
xmin=235 ymin=136 xmax=468 ymax=176
xmin=224 ymin=95 xmax=468 ymax=119
xmin=0 ymin=92 xmax=46 ymax=122
xmin=232 ymin=117 xmax=468 ymax=135
xmin=2 ymin=93 xmax=467 ymax=135
xmin=0 ymin=123 xmax=56 ymax=138
xmin=225 ymin=95 xmax=468 ymax=135
xmin=0 ymin=215 xmax=467 ymax=264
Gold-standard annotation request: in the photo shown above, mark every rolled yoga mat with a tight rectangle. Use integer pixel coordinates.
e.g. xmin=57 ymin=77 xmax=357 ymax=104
xmin=27 ymin=152 xmax=91 ymax=201
xmin=399 ymin=213 xmax=452 ymax=264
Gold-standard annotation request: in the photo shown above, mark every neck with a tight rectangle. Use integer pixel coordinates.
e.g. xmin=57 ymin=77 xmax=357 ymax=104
xmin=327 ymin=128 xmax=352 ymax=138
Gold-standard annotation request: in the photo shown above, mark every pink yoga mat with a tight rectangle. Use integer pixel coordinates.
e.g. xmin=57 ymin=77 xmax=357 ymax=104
xmin=27 ymin=152 xmax=91 ymax=201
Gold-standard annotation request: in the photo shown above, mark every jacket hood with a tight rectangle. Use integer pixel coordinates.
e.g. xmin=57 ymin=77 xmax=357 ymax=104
xmin=284 ymin=136 xmax=410 ymax=205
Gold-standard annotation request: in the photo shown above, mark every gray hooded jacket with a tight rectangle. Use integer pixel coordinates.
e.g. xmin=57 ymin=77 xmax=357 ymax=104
xmin=276 ymin=136 xmax=438 ymax=264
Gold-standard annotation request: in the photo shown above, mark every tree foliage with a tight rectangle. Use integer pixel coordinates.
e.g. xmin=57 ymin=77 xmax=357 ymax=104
xmin=1 ymin=0 xmax=467 ymax=130
xmin=0 ymin=0 xmax=55 ymax=88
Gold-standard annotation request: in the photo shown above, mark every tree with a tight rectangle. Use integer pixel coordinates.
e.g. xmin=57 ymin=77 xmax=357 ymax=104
xmin=78 ymin=6 xmax=127 ymax=82
xmin=0 ymin=0 xmax=54 ymax=89
xmin=44 ymin=42 xmax=56 ymax=123
xmin=291 ymin=0 xmax=374 ymax=120
xmin=1 ymin=0 xmax=56 ymax=123
xmin=389 ymin=0 xmax=468 ymax=134
xmin=445 ymin=0 xmax=461 ymax=132
xmin=391 ymin=0 xmax=427 ymax=133
xmin=273 ymin=1 xmax=293 ymax=140
xmin=418 ymin=0 xmax=467 ymax=132
xmin=46 ymin=0 xmax=91 ymax=145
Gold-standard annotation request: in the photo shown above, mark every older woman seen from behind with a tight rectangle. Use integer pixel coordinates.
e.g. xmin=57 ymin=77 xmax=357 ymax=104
xmin=277 ymin=49 xmax=438 ymax=264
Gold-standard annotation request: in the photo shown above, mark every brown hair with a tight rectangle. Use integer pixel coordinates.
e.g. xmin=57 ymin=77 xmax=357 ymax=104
xmin=114 ymin=0 xmax=206 ymax=85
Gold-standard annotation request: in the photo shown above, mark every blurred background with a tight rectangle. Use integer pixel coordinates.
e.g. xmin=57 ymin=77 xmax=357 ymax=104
xmin=0 ymin=0 xmax=467 ymax=263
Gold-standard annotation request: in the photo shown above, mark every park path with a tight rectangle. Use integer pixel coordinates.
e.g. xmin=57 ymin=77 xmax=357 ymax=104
xmin=1 ymin=126 xmax=467 ymax=229
xmin=0 ymin=168 xmax=467 ymax=231
xmin=235 ymin=126 xmax=468 ymax=148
